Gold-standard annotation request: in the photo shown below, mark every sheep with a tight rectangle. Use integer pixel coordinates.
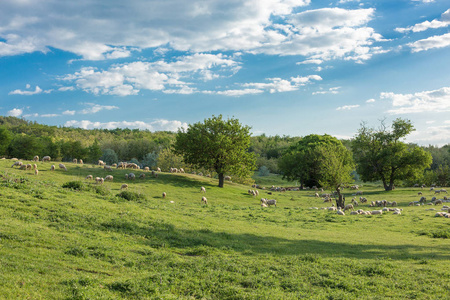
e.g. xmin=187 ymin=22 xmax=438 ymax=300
xmin=314 ymin=192 xmax=319 ymax=198
xmin=95 ymin=177 xmax=104 ymax=184
xmin=418 ymin=192 xmax=423 ymax=196
xmin=327 ymin=206 xmax=337 ymax=211
xmin=162 ymin=192 xmax=166 ymax=198
xmin=26 ymin=164 xmax=32 ymax=170
xmin=104 ymin=165 xmax=113 ymax=172
xmin=435 ymin=190 xmax=441 ymax=195
xmin=11 ymin=161 xmax=23 ymax=168
xmin=266 ymin=199 xmax=277 ymax=207
xmin=33 ymin=155 xmax=39 ymax=162
xmin=120 ymin=184 xmax=128 ymax=190
xmin=34 ymin=169 xmax=38 ymax=175
xmin=201 ymin=186 xmax=206 ymax=193
xmin=419 ymin=196 xmax=427 ymax=203
xmin=85 ymin=175 xmax=93 ymax=180
xmin=351 ymin=199 xmax=359 ymax=207
xmin=73 ymin=158 xmax=77 ymax=164
xmin=359 ymin=197 xmax=368 ymax=203
xmin=19 ymin=165 xmax=27 ymax=170
xmin=128 ymin=173 xmax=136 ymax=180
xmin=391 ymin=201 xmax=397 ymax=207
xmin=50 ymin=165 xmax=55 ymax=171
xmin=139 ymin=173 xmax=145 ymax=179
xmin=33 ymin=164 xmax=37 ymax=170
xmin=144 ymin=167 xmax=150 ymax=171
xmin=105 ymin=175 xmax=113 ymax=181
xmin=337 ymin=209 xmax=345 ymax=216
xmin=356 ymin=191 xmax=363 ymax=195
xmin=371 ymin=210 xmax=383 ymax=215
xmin=350 ymin=211 xmax=358 ymax=215
xmin=434 ymin=199 xmax=443 ymax=206
xmin=117 ymin=162 xmax=125 ymax=169
xmin=59 ymin=163 xmax=67 ymax=171
xmin=343 ymin=204 xmax=354 ymax=212
xmin=260 ymin=198 xmax=267 ymax=205
xmin=441 ymin=189 xmax=448 ymax=194
xmin=261 ymin=203 xmax=268 ymax=208
xmin=157 ymin=167 xmax=161 ymax=172
xmin=79 ymin=159 xmax=83 ymax=165
xmin=201 ymin=196 xmax=208 ymax=205
xmin=224 ymin=176 xmax=232 ymax=181
xmin=98 ymin=160 xmax=105 ymax=166
xmin=179 ymin=168 xmax=185 ymax=173
xmin=42 ymin=156 xmax=51 ymax=162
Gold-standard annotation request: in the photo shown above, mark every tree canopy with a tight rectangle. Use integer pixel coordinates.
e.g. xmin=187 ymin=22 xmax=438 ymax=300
xmin=352 ymin=118 xmax=432 ymax=191
xmin=173 ymin=115 xmax=256 ymax=187
xmin=278 ymin=134 xmax=354 ymax=207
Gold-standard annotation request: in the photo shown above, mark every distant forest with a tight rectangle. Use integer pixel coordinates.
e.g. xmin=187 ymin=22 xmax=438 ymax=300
xmin=0 ymin=116 xmax=449 ymax=186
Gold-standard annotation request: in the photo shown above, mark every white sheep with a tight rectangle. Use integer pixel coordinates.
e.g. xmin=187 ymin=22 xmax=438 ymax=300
xmin=95 ymin=177 xmax=104 ymax=184
xmin=162 ymin=192 xmax=167 ymax=198
xmin=371 ymin=210 xmax=383 ymax=215
xmin=42 ymin=156 xmax=51 ymax=162
xmin=144 ymin=167 xmax=150 ymax=171
xmin=73 ymin=158 xmax=77 ymax=164
xmin=120 ymin=184 xmax=128 ymax=190
xmin=50 ymin=165 xmax=55 ymax=171
xmin=343 ymin=204 xmax=354 ymax=212
xmin=33 ymin=164 xmax=37 ymax=170
xmin=157 ymin=167 xmax=161 ymax=172
xmin=98 ymin=160 xmax=105 ymax=166
xmin=201 ymin=196 xmax=208 ymax=205
xmin=86 ymin=175 xmax=93 ymax=180
xmin=139 ymin=173 xmax=145 ymax=179
xmin=314 ymin=192 xmax=319 ymax=198
xmin=128 ymin=173 xmax=136 ymax=180
xmin=105 ymin=175 xmax=113 ymax=181
xmin=33 ymin=155 xmax=39 ymax=162
xmin=266 ymin=199 xmax=277 ymax=207
xmin=59 ymin=163 xmax=67 ymax=171
xmin=201 ymin=186 xmax=206 ymax=193
xmin=11 ymin=161 xmax=23 ymax=168
xmin=79 ymin=159 xmax=83 ymax=165
xmin=337 ymin=209 xmax=345 ymax=216
xmin=34 ymin=169 xmax=38 ymax=175
xmin=104 ymin=165 xmax=113 ymax=171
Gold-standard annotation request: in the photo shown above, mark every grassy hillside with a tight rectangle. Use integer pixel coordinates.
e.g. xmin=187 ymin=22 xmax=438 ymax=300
xmin=0 ymin=158 xmax=449 ymax=299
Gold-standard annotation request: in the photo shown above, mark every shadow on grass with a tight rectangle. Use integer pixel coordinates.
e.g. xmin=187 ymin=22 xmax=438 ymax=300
xmin=96 ymin=217 xmax=450 ymax=261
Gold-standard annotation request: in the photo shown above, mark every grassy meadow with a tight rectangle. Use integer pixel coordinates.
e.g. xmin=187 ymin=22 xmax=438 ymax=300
xmin=0 ymin=159 xmax=449 ymax=299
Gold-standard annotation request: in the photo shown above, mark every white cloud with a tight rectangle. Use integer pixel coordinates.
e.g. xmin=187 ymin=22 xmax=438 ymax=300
xmin=62 ymin=110 xmax=76 ymax=115
xmin=313 ymin=87 xmax=341 ymax=95
xmin=336 ymin=104 xmax=360 ymax=110
xmin=80 ymin=104 xmax=119 ymax=114
xmin=366 ymin=98 xmax=376 ymax=103
xmin=406 ymin=123 xmax=450 ymax=147
xmin=216 ymin=89 xmax=264 ymax=97
xmin=9 ymin=85 xmax=43 ymax=95
xmin=41 ymin=114 xmax=59 ymax=117
xmin=411 ymin=0 xmax=435 ymax=3
xmin=407 ymin=32 xmax=450 ymax=52
xmin=62 ymin=53 xmax=240 ymax=96
xmin=396 ymin=9 xmax=450 ymax=33
xmin=296 ymin=59 xmax=323 ymax=65
xmin=7 ymin=108 xmax=23 ymax=117
xmin=339 ymin=0 xmax=360 ymax=3
xmin=64 ymin=119 xmax=188 ymax=132
xmin=383 ymin=86 xmax=450 ymax=114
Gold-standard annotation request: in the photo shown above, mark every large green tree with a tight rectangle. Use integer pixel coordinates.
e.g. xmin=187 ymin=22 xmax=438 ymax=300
xmin=278 ymin=134 xmax=354 ymax=208
xmin=173 ymin=115 xmax=256 ymax=188
xmin=352 ymin=118 xmax=432 ymax=191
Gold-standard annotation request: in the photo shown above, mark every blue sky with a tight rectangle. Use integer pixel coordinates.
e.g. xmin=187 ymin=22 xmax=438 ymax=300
xmin=1 ymin=0 xmax=449 ymax=145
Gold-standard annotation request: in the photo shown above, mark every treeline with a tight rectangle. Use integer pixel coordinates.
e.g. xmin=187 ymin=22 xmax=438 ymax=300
xmin=0 ymin=116 xmax=449 ymax=186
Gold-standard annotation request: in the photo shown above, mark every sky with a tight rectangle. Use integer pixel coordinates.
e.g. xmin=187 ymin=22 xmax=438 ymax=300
xmin=0 ymin=0 xmax=449 ymax=146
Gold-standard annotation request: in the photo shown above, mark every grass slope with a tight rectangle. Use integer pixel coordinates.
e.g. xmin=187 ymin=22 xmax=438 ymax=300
xmin=0 ymin=159 xmax=449 ymax=299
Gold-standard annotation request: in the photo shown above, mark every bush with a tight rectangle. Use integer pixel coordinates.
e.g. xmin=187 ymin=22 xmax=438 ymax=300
xmin=116 ymin=191 xmax=146 ymax=201
xmin=100 ymin=149 xmax=119 ymax=166
xmin=258 ymin=166 xmax=270 ymax=176
xmin=142 ymin=152 xmax=158 ymax=169
xmin=62 ymin=181 xmax=84 ymax=191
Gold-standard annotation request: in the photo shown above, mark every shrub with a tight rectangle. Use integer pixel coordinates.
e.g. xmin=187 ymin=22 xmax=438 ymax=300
xmin=62 ymin=181 xmax=84 ymax=191
xmin=258 ymin=166 xmax=270 ymax=176
xmin=116 ymin=191 xmax=146 ymax=201
xmin=100 ymin=149 xmax=119 ymax=166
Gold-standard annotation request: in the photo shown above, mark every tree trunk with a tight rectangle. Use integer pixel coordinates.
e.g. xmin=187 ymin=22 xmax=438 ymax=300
xmin=335 ymin=187 xmax=345 ymax=209
xmin=218 ymin=173 xmax=224 ymax=188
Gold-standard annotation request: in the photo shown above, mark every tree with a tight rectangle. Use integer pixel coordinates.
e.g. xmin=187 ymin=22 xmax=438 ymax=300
xmin=173 ymin=115 xmax=256 ymax=188
xmin=0 ymin=127 xmax=12 ymax=156
xmin=101 ymin=149 xmax=119 ymax=166
xmin=352 ymin=118 xmax=432 ymax=191
xmin=278 ymin=134 xmax=354 ymax=208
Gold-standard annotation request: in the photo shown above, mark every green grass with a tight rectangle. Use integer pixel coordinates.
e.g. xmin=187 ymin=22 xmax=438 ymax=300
xmin=0 ymin=159 xmax=449 ymax=299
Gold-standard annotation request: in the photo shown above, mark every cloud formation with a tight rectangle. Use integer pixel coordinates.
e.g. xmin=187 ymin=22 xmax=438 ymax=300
xmin=336 ymin=104 xmax=360 ymax=111
xmin=407 ymin=32 xmax=450 ymax=52
xmin=7 ymin=108 xmax=23 ymax=117
xmin=383 ymin=86 xmax=450 ymax=114
xmin=396 ymin=9 xmax=450 ymax=33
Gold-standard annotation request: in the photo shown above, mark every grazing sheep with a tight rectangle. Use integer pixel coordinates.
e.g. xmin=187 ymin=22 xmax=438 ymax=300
xmin=95 ymin=177 xmax=104 ymax=184
xmin=418 ymin=192 xmax=423 ymax=196
xmin=50 ymin=165 xmax=55 ymax=171
xmin=224 ymin=176 xmax=232 ymax=181
xmin=19 ymin=165 xmax=27 ymax=170
xmin=201 ymin=186 xmax=206 ymax=193
xmin=85 ymin=175 xmax=93 ymax=180
xmin=34 ymin=169 xmax=38 ymax=175
xmin=359 ymin=197 xmax=368 ymax=203
xmin=104 ymin=165 xmax=113 ymax=171
xmin=435 ymin=190 xmax=441 ymax=195
xmin=73 ymin=158 xmax=77 ymax=164
xmin=180 ymin=168 xmax=185 ymax=173
xmin=157 ymin=167 xmax=161 ymax=172
xmin=139 ymin=173 xmax=145 ymax=179
xmin=343 ymin=204 xmax=354 ymax=212
xmin=79 ymin=159 xmax=83 ymax=165
xmin=441 ymin=189 xmax=448 ymax=194
xmin=261 ymin=203 xmax=268 ymax=208
xmin=59 ymin=163 xmax=67 ymax=171
xmin=350 ymin=211 xmax=358 ymax=215
xmin=351 ymin=199 xmax=359 ymax=207
xmin=260 ymin=198 xmax=267 ymax=205
xmin=391 ymin=201 xmax=397 ymax=207
xmin=201 ymin=196 xmax=208 ymax=205
xmin=42 ymin=156 xmax=51 ymax=162
xmin=128 ymin=173 xmax=136 ymax=180
xmin=11 ymin=161 xmax=23 ymax=168
xmin=105 ymin=175 xmax=113 ymax=181
xmin=356 ymin=191 xmax=363 ymax=195
xmin=144 ymin=167 xmax=150 ymax=171
xmin=33 ymin=164 xmax=37 ymax=170
xmin=33 ymin=155 xmax=39 ymax=162
xmin=327 ymin=206 xmax=337 ymax=211
xmin=162 ymin=192 xmax=166 ymax=198
xmin=266 ymin=199 xmax=277 ymax=207
xmin=434 ymin=199 xmax=443 ymax=206
xmin=98 ymin=160 xmax=105 ymax=166
xmin=371 ymin=210 xmax=383 ymax=215
xmin=419 ymin=196 xmax=427 ymax=203
xmin=315 ymin=192 xmax=319 ymax=198
xmin=120 ymin=184 xmax=128 ymax=190
xmin=337 ymin=209 xmax=345 ymax=216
